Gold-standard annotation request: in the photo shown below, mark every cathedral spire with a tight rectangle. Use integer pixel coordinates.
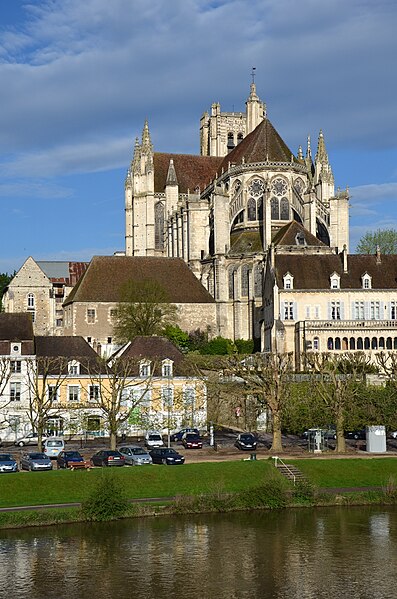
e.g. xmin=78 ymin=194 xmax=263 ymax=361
xmin=315 ymin=130 xmax=329 ymax=164
xmin=141 ymin=119 xmax=153 ymax=154
xmin=166 ymin=159 xmax=178 ymax=186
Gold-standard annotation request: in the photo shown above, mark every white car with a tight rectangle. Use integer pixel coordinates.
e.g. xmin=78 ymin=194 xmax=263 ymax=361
xmin=14 ymin=432 xmax=48 ymax=447
xmin=145 ymin=431 xmax=164 ymax=448
xmin=390 ymin=431 xmax=397 ymax=439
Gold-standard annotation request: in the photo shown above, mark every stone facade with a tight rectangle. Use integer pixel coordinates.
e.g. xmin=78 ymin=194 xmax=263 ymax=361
xmin=125 ymin=83 xmax=350 ymax=346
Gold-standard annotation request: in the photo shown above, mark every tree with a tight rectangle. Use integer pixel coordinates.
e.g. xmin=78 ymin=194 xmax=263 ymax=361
xmin=226 ymin=353 xmax=294 ymax=452
xmin=86 ymin=356 xmax=153 ymax=449
xmin=303 ymin=352 xmax=371 ymax=453
xmin=25 ymin=356 xmax=70 ymax=451
xmin=356 ymin=228 xmax=397 ymax=255
xmin=113 ymin=279 xmax=177 ymax=343
xmin=0 ymin=357 xmax=13 ymax=437
xmin=0 ymin=272 xmax=14 ymax=312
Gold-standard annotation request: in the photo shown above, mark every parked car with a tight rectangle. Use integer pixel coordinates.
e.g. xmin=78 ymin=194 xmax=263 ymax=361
xmin=145 ymin=431 xmax=164 ymax=448
xmin=118 ymin=445 xmax=152 ymax=465
xmin=149 ymin=447 xmax=185 ymax=465
xmin=57 ymin=450 xmax=87 ymax=469
xmin=345 ymin=429 xmax=366 ymax=440
xmin=44 ymin=437 xmax=65 ymax=459
xmin=14 ymin=432 xmax=48 ymax=447
xmin=90 ymin=450 xmax=125 ymax=467
xmin=170 ymin=428 xmax=200 ymax=443
xmin=389 ymin=431 xmax=397 ymax=439
xmin=0 ymin=453 xmax=19 ymax=473
xmin=20 ymin=452 xmax=53 ymax=471
xmin=235 ymin=432 xmax=257 ymax=451
xmin=301 ymin=428 xmax=336 ymax=441
xmin=182 ymin=432 xmax=202 ymax=449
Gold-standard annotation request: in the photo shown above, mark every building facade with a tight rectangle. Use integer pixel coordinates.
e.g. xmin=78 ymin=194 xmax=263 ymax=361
xmin=124 ymin=82 xmax=349 ymax=345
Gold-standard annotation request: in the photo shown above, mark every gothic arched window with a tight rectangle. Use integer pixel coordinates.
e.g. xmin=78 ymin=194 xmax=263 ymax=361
xmin=247 ymin=198 xmax=256 ymax=221
xmin=228 ymin=267 xmax=238 ymax=300
xmin=280 ymin=197 xmax=289 ymax=220
xmin=241 ymin=265 xmax=251 ymax=297
xmin=271 ymin=197 xmax=279 ymax=220
xmin=254 ymin=265 xmax=263 ymax=297
xmin=155 ymin=202 xmax=165 ymax=250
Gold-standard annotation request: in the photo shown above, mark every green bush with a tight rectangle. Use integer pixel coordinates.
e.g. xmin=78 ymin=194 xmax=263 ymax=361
xmin=292 ymin=480 xmax=316 ymax=504
xmin=200 ymin=336 xmax=237 ymax=355
xmin=236 ymin=479 xmax=287 ymax=509
xmin=82 ymin=471 xmax=130 ymax=521
xmin=234 ymin=339 xmax=254 ymax=354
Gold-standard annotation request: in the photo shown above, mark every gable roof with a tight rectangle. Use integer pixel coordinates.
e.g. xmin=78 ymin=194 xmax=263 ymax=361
xmin=37 ymin=261 xmax=88 ymax=286
xmin=220 ymin=118 xmax=302 ymax=170
xmin=35 ymin=336 xmax=100 ymax=359
xmin=64 ymin=256 xmax=215 ymax=305
xmin=0 ymin=313 xmax=34 ymax=341
xmin=116 ymin=336 xmax=197 ymax=377
xmin=274 ymin=253 xmax=397 ymax=290
xmin=154 ymin=153 xmax=222 ymax=194
xmin=272 ymin=221 xmax=326 ymax=247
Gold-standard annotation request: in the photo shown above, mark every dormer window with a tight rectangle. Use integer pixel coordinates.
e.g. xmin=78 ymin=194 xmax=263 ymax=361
xmin=362 ymin=273 xmax=372 ymax=289
xmin=283 ymin=272 xmax=294 ymax=290
xmin=68 ymin=360 xmax=80 ymax=375
xmin=330 ymin=272 xmax=340 ymax=289
xmin=162 ymin=360 xmax=173 ymax=378
xmin=139 ymin=361 xmax=151 ymax=377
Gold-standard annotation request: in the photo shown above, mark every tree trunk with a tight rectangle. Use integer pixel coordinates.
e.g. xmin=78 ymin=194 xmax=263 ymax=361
xmin=335 ymin=410 xmax=346 ymax=453
xmin=271 ymin=411 xmax=283 ymax=453
xmin=110 ymin=430 xmax=117 ymax=450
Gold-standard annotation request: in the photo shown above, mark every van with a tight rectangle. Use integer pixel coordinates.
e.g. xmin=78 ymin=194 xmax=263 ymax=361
xmin=44 ymin=437 xmax=65 ymax=459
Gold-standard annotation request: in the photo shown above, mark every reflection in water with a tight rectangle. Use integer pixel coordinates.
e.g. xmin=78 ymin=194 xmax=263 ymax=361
xmin=1 ymin=507 xmax=397 ymax=599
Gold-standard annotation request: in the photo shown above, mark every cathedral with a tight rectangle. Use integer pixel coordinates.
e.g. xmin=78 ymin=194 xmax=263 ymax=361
xmin=125 ymin=82 xmax=350 ymax=348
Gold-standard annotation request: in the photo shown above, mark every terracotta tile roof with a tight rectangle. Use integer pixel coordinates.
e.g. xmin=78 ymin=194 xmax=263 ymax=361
xmin=117 ymin=336 xmax=198 ymax=377
xmin=229 ymin=229 xmax=264 ymax=254
xmin=274 ymin=253 xmax=397 ymax=289
xmin=220 ymin=118 xmax=302 ymax=170
xmin=0 ymin=313 xmax=34 ymax=341
xmin=64 ymin=256 xmax=215 ymax=305
xmin=272 ymin=221 xmax=326 ymax=247
xmin=154 ymin=153 xmax=222 ymax=193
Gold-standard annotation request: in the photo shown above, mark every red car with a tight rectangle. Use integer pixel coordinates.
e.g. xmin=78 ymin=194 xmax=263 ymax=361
xmin=182 ymin=433 xmax=203 ymax=449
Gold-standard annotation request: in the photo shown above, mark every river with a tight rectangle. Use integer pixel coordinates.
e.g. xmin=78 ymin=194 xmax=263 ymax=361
xmin=1 ymin=506 xmax=397 ymax=598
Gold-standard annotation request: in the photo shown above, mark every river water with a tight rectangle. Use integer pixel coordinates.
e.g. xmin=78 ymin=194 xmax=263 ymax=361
xmin=1 ymin=507 xmax=397 ymax=599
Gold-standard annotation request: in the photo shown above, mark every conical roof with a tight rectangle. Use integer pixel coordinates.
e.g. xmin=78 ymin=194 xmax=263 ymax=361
xmin=220 ymin=118 xmax=301 ymax=170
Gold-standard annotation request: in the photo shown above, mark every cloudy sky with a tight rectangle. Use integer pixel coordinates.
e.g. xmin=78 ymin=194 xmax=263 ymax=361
xmin=0 ymin=0 xmax=396 ymax=273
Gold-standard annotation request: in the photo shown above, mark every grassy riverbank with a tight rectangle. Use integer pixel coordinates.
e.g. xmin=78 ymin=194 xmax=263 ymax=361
xmin=2 ymin=457 xmax=397 ymax=530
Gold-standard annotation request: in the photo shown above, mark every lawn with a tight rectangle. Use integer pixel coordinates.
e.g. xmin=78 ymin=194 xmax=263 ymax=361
xmin=0 ymin=460 xmax=281 ymax=508
xmin=290 ymin=458 xmax=397 ymax=488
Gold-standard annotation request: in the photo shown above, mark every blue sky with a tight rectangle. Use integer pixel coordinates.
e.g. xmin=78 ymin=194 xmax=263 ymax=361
xmin=0 ymin=0 xmax=396 ymax=273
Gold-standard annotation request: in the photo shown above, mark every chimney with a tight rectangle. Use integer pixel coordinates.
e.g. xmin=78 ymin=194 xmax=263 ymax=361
xmin=376 ymin=245 xmax=381 ymax=264
xmin=342 ymin=244 xmax=348 ymax=273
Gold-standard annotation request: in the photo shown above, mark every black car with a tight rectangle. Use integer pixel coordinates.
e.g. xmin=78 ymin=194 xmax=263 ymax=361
xmin=345 ymin=429 xmax=366 ymax=440
xmin=170 ymin=428 xmax=200 ymax=443
xmin=90 ymin=450 xmax=125 ymax=467
xmin=149 ymin=447 xmax=185 ymax=465
xmin=235 ymin=433 xmax=257 ymax=451
xmin=57 ymin=450 xmax=86 ymax=469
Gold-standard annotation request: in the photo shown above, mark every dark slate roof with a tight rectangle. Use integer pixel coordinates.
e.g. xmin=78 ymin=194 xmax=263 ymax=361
xmin=229 ymin=229 xmax=264 ymax=254
xmin=0 ymin=313 xmax=34 ymax=341
xmin=37 ymin=261 xmax=89 ymax=286
xmin=64 ymin=256 xmax=215 ymax=305
xmin=274 ymin=253 xmax=397 ymax=289
xmin=35 ymin=336 xmax=100 ymax=359
xmin=117 ymin=336 xmax=197 ymax=377
xmin=220 ymin=118 xmax=302 ymax=170
xmin=154 ymin=153 xmax=222 ymax=193
xmin=272 ymin=221 xmax=326 ymax=247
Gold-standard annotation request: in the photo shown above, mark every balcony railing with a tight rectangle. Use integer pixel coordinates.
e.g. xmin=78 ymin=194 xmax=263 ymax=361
xmin=302 ymin=319 xmax=397 ymax=331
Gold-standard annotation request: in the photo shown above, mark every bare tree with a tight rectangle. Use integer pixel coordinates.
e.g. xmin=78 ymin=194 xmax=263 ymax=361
xmin=113 ymin=280 xmax=177 ymax=343
xmin=86 ymin=356 xmax=154 ymax=449
xmin=304 ymin=352 xmax=371 ymax=453
xmin=0 ymin=357 xmax=13 ymax=437
xmin=376 ymin=352 xmax=397 ymax=383
xmin=226 ymin=353 xmax=294 ymax=453
xmin=25 ymin=356 xmax=70 ymax=451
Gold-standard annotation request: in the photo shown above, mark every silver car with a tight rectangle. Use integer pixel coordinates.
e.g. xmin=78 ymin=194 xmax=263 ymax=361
xmin=20 ymin=452 xmax=53 ymax=471
xmin=118 ymin=445 xmax=152 ymax=465
xmin=14 ymin=432 xmax=48 ymax=447
xmin=0 ymin=453 xmax=19 ymax=473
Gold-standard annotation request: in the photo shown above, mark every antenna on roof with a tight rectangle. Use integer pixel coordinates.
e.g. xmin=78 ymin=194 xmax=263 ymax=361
xmin=251 ymin=66 xmax=256 ymax=84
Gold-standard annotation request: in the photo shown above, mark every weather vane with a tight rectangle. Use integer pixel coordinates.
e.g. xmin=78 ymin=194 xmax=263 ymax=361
xmin=251 ymin=66 xmax=256 ymax=84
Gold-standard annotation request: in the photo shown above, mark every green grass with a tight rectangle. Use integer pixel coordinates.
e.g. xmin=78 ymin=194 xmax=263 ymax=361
xmin=289 ymin=458 xmax=397 ymax=488
xmin=0 ymin=460 xmax=281 ymax=508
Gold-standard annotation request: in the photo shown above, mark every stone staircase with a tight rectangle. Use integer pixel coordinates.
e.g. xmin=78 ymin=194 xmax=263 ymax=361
xmin=276 ymin=462 xmax=306 ymax=483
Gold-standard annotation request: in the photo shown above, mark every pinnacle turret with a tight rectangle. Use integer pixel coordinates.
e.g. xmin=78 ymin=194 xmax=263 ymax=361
xmin=166 ymin=159 xmax=178 ymax=186
xmin=141 ymin=119 xmax=153 ymax=154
